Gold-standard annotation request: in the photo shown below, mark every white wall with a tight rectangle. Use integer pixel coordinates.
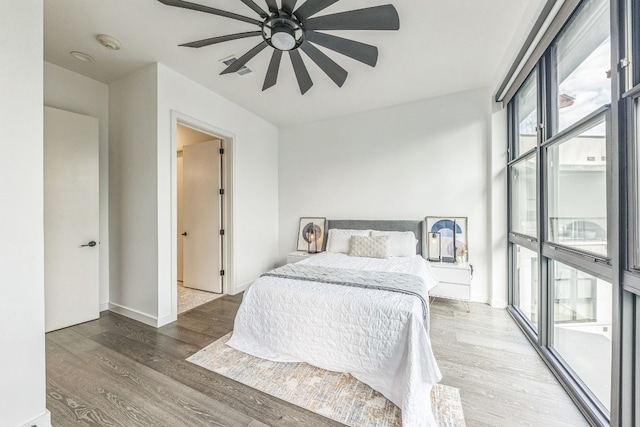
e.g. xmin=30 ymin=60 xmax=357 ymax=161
xmin=279 ymin=87 xmax=496 ymax=303
xmin=109 ymin=65 xmax=159 ymax=324
xmin=44 ymin=62 xmax=110 ymax=310
xmin=157 ymin=64 xmax=279 ymax=320
xmin=490 ymin=105 xmax=509 ymax=307
xmin=0 ymin=1 xmax=51 ymax=426
xmin=108 ymin=63 xmax=279 ymax=326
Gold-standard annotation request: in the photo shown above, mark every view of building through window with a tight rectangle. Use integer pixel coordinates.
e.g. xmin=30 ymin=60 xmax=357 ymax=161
xmin=555 ymin=0 xmax=611 ymax=134
xmin=547 ymin=120 xmax=607 ymax=256
xmin=515 ymin=245 xmax=538 ymax=329
xmin=551 ymin=261 xmax=612 ymax=410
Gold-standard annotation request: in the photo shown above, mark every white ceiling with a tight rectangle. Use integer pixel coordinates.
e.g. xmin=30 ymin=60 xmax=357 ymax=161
xmin=44 ymin=0 xmax=540 ymax=126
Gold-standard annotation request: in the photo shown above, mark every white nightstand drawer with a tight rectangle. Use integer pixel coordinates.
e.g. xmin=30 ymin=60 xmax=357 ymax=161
xmin=430 ymin=282 xmax=471 ymax=300
xmin=434 ymin=266 xmax=471 ymax=285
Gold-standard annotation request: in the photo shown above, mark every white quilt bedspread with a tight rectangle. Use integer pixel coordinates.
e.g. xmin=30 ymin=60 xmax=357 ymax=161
xmin=227 ymin=252 xmax=442 ymax=426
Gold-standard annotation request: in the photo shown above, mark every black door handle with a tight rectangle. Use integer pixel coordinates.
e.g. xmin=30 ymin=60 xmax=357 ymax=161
xmin=181 ymin=232 xmax=187 ymax=236
xmin=80 ymin=241 xmax=97 ymax=247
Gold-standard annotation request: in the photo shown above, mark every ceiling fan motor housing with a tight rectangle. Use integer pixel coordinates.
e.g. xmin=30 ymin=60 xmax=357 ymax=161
xmin=263 ymin=15 xmax=304 ymax=51
xmin=270 ymin=22 xmax=296 ymax=50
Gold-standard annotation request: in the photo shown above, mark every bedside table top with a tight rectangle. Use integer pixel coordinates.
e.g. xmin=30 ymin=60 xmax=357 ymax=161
xmin=288 ymin=251 xmax=321 ymax=257
xmin=428 ymin=261 xmax=473 ymax=277
xmin=428 ymin=261 xmax=470 ymax=269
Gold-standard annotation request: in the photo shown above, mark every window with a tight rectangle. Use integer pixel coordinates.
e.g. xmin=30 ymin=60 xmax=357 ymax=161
xmin=551 ymin=261 xmax=612 ymax=410
xmin=514 ymin=245 xmax=538 ymax=329
xmin=547 ymin=116 xmax=607 ymax=256
xmin=513 ymin=70 xmax=538 ymax=157
xmin=552 ymin=0 xmax=610 ymax=134
xmin=510 ymin=154 xmax=537 ymax=237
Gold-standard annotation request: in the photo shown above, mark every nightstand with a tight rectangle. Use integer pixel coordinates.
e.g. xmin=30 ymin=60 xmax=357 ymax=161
xmin=428 ymin=261 xmax=473 ymax=311
xmin=286 ymin=251 xmax=321 ymax=264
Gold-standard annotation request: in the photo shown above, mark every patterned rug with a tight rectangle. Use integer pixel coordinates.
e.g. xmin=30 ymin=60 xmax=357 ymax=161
xmin=187 ymin=334 xmax=465 ymax=427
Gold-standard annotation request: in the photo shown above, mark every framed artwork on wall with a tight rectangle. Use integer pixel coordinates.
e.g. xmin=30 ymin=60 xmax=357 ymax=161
xmin=297 ymin=217 xmax=326 ymax=253
xmin=425 ymin=216 xmax=468 ymax=263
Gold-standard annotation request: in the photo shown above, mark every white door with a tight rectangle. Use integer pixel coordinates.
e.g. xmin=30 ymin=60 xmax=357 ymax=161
xmin=177 ymin=154 xmax=184 ymax=282
xmin=44 ymin=107 xmax=99 ymax=332
xmin=183 ymin=140 xmax=222 ymax=293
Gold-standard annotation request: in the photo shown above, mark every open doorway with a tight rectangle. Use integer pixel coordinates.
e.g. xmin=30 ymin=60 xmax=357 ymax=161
xmin=176 ymin=123 xmax=226 ymax=314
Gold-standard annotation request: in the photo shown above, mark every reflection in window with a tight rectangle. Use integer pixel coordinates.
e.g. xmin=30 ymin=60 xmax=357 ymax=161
xmin=514 ymin=70 xmax=538 ymax=156
xmin=510 ymin=154 xmax=537 ymax=236
xmin=554 ymin=0 xmax=610 ymax=133
xmin=551 ymin=261 xmax=611 ymax=410
xmin=547 ymin=118 xmax=607 ymax=256
xmin=515 ymin=245 xmax=538 ymax=330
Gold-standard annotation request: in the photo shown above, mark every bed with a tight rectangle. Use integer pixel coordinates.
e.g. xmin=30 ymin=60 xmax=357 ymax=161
xmin=227 ymin=220 xmax=442 ymax=426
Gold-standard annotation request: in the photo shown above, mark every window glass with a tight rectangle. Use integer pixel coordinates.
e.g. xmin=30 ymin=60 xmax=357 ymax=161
xmin=551 ymin=261 xmax=612 ymax=410
xmin=510 ymin=154 xmax=537 ymax=236
xmin=554 ymin=0 xmax=611 ymax=133
xmin=514 ymin=70 xmax=538 ymax=157
xmin=515 ymin=245 xmax=539 ymax=330
xmin=547 ymin=117 xmax=607 ymax=256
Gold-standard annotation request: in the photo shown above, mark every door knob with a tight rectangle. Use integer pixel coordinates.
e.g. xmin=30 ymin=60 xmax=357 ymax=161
xmin=80 ymin=241 xmax=97 ymax=247
xmin=181 ymin=232 xmax=187 ymax=236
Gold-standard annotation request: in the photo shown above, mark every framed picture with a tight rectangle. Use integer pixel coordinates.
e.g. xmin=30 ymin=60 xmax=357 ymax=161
xmin=425 ymin=216 xmax=468 ymax=263
xmin=297 ymin=217 xmax=326 ymax=252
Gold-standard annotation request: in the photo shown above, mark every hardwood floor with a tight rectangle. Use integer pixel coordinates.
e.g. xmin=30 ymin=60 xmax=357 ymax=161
xmin=46 ymin=295 xmax=589 ymax=426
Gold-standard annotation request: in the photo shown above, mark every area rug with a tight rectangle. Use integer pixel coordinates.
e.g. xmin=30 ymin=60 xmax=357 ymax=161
xmin=187 ymin=333 xmax=465 ymax=427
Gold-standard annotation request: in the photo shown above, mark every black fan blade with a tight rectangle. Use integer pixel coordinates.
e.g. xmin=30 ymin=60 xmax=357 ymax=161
xmin=289 ymin=50 xmax=313 ymax=94
xmin=300 ymin=42 xmax=347 ymax=87
xmin=306 ymin=31 xmax=378 ymax=66
xmin=157 ymin=0 xmax=262 ymax=26
xmin=306 ymin=5 xmax=400 ymax=31
xmin=294 ymin=0 xmax=339 ymax=20
xmin=180 ymin=31 xmax=262 ymax=48
xmin=220 ymin=41 xmax=269 ymax=74
xmin=264 ymin=0 xmax=278 ymax=13
xmin=262 ymin=50 xmax=283 ymax=91
xmin=281 ymin=0 xmax=298 ymax=15
xmin=239 ymin=0 xmax=268 ymax=18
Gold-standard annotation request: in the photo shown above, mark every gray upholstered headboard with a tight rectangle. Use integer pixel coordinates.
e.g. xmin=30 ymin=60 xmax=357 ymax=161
xmin=325 ymin=220 xmax=426 ymax=256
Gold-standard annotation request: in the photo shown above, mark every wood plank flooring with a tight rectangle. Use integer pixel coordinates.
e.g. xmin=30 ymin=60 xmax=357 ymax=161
xmin=46 ymin=295 xmax=589 ymax=426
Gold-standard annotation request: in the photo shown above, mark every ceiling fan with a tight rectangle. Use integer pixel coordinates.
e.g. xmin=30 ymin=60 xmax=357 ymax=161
xmin=158 ymin=0 xmax=400 ymax=94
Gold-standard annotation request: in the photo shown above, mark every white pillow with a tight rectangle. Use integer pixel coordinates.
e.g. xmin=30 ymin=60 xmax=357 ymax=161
xmin=326 ymin=229 xmax=371 ymax=253
xmin=349 ymin=235 xmax=390 ymax=259
xmin=370 ymin=230 xmax=418 ymax=257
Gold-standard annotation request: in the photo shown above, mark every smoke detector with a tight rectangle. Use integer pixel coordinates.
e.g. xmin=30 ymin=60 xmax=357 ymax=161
xmin=97 ymin=34 xmax=121 ymax=51
xmin=70 ymin=51 xmax=94 ymax=62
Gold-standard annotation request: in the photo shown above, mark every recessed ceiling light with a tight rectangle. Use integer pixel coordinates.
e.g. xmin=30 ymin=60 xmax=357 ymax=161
xmin=70 ymin=51 xmax=94 ymax=62
xmin=97 ymin=34 xmax=121 ymax=51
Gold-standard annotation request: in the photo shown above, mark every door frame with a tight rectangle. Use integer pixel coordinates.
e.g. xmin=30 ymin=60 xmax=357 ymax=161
xmin=170 ymin=111 xmax=235 ymax=320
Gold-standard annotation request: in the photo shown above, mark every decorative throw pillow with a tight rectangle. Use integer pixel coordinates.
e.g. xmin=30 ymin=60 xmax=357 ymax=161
xmin=370 ymin=231 xmax=418 ymax=257
xmin=326 ymin=229 xmax=372 ymax=253
xmin=349 ymin=235 xmax=391 ymax=259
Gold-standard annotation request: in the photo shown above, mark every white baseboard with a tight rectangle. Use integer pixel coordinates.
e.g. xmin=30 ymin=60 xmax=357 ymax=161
xmin=157 ymin=312 xmax=176 ymax=327
xmin=490 ymin=298 xmax=508 ymax=309
xmin=230 ymin=280 xmax=253 ymax=295
xmin=21 ymin=410 xmax=51 ymax=427
xmin=470 ymin=294 xmax=490 ymax=305
xmin=99 ymin=302 xmax=109 ymax=312
xmin=108 ymin=303 xmax=158 ymax=327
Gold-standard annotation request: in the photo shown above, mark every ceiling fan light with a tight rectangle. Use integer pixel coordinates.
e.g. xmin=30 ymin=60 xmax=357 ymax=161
xmin=271 ymin=24 xmax=296 ymax=51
